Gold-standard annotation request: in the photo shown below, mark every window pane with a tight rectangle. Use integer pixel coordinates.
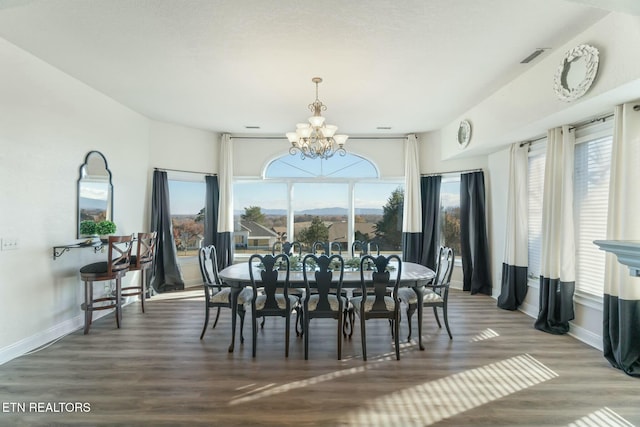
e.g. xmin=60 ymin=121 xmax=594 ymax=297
xmin=528 ymin=151 xmax=546 ymax=278
xmin=292 ymin=183 xmax=348 ymax=251
xmin=168 ymin=180 xmax=205 ymax=257
xmin=266 ymin=153 xmax=378 ymax=178
xmin=355 ymin=183 xmax=404 ymax=254
xmin=440 ymin=177 xmax=461 ymax=257
xmin=234 ymin=182 xmax=287 ymax=255
xmin=574 ymin=136 xmax=612 ymax=295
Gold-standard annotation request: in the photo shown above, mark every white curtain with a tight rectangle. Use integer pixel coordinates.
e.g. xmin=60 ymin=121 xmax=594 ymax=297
xmin=498 ymin=143 xmax=528 ymax=310
xmin=401 ymin=134 xmax=423 ymax=263
xmin=603 ymin=102 xmax=640 ymax=376
xmin=216 ymin=133 xmax=234 ymax=268
xmin=534 ymin=125 xmax=575 ymax=334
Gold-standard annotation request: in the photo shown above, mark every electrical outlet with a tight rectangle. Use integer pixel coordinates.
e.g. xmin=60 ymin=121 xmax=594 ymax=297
xmin=1 ymin=238 xmax=19 ymax=251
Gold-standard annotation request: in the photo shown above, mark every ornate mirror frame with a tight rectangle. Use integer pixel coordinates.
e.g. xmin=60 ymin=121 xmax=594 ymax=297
xmin=553 ymin=44 xmax=599 ymax=102
xmin=77 ymin=151 xmax=113 ymax=238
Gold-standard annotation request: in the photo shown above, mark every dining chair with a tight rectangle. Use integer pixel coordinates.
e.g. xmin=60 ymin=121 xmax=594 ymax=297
xmin=198 ymin=245 xmax=252 ymax=341
xmin=248 ymin=253 xmax=299 ymax=357
xmin=80 ymin=235 xmax=133 ymax=334
xmin=397 ymin=246 xmax=455 ymax=341
xmin=301 ymin=254 xmax=346 ymax=360
xmin=121 ymin=231 xmax=157 ymax=313
xmin=272 ymin=241 xmax=302 ymax=257
xmin=351 ymin=254 xmax=402 ymax=361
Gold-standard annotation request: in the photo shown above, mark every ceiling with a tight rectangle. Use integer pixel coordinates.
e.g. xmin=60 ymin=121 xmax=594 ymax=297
xmin=0 ymin=0 xmax=636 ymax=137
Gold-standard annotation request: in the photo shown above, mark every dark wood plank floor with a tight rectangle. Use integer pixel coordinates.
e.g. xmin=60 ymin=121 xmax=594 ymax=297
xmin=1 ymin=289 xmax=638 ymax=426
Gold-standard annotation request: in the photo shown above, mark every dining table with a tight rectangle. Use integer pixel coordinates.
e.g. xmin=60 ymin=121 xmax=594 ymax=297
xmin=219 ymin=260 xmax=435 ymax=353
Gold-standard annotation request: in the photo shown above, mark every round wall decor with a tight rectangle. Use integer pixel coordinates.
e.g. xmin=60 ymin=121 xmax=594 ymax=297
xmin=553 ymin=44 xmax=599 ymax=102
xmin=457 ymin=120 xmax=471 ymax=148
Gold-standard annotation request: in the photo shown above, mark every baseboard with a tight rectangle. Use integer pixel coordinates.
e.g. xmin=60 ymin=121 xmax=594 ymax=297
xmin=568 ymin=322 xmax=603 ymax=352
xmin=0 ymin=303 xmax=124 ymax=366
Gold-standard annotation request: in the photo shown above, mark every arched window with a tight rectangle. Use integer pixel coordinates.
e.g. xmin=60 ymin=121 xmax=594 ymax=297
xmin=264 ymin=152 xmax=378 ymax=179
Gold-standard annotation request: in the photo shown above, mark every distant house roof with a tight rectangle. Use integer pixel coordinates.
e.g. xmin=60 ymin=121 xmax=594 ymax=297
xmin=235 ymin=220 xmax=278 ymax=238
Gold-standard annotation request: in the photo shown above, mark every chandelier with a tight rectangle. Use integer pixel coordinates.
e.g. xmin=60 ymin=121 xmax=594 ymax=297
xmin=286 ymin=77 xmax=348 ymax=160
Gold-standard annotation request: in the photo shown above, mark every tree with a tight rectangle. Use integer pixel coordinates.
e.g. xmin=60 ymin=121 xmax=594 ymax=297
xmin=296 ymin=216 xmax=329 ymax=246
xmin=373 ymin=187 xmax=404 ymax=250
xmin=195 ymin=207 xmax=205 ymax=222
xmin=242 ymin=206 xmax=265 ymax=224
xmin=442 ymin=206 xmax=462 ymax=256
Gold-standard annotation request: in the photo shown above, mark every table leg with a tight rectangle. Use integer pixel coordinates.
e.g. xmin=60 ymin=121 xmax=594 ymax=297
xmin=415 ymin=284 xmax=425 ymax=351
xmin=228 ymin=286 xmax=241 ymax=353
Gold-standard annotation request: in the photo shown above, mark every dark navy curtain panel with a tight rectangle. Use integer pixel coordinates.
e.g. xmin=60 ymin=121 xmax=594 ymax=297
xmin=460 ymin=171 xmax=492 ymax=295
xmin=534 ymin=126 xmax=575 ymax=335
xmin=419 ymin=175 xmax=442 ymax=271
xmin=150 ymin=170 xmax=185 ymax=293
xmin=204 ymin=175 xmax=219 ymax=247
xmin=498 ymin=144 xmax=529 ymax=310
xmin=602 ymin=103 xmax=640 ymax=376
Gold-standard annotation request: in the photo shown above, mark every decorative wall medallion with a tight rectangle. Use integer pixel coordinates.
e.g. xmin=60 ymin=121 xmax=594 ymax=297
xmin=553 ymin=44 xmax=599 ymax=102
xmin=457 ymin=120 xmax=471 ymax=148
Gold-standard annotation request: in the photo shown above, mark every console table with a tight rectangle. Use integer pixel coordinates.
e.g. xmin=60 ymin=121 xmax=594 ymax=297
xmin=52 ymin=241 xmax=104 ymax=260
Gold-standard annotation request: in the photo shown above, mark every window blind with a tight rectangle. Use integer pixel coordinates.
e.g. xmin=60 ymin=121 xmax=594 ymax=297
xmin=573 ymin=123 xmax=613 ymax=295
xmin=527 ymin=143 xmax=546 ymax=279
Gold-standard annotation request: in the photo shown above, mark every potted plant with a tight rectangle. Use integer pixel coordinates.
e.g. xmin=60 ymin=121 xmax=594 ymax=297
xmin=96 ymin=220 xmax=117 ymax=238
xmin=79 ymin=220 xmax=97 ymax=237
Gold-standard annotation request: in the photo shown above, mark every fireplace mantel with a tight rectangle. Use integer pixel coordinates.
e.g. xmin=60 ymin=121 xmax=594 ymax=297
xmin=594 ymin=240 xmax=640 ymax=277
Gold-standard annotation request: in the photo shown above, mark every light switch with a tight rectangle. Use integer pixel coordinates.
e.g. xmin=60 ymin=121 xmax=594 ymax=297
xmin=1 ymin=238 xmax=19 ymax=251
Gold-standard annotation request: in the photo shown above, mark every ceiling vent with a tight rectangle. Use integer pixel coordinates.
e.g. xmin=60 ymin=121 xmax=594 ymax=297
xmin=520 ymin=48 xmax=548 ymax=64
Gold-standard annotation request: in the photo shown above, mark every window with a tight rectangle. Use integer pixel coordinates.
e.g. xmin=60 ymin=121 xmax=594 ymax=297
xmin=234 ymin=153 xmax=403 ymax=260
xmin=573 ymin=122 xmax=613 ymax=295
xmin=440 ymin=175 xmax=461 ymax=257
xmin=168 ymin=178 xmax=205 ymax=257
xmin=527 ymin=144 xmax=546 ymax=279
xmin=526 ymin=119 xmax=613 ymax=295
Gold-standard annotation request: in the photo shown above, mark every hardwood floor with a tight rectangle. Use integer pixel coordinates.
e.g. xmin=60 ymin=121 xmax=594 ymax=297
xmin=1 ymin=289 xmax=638 ymax=426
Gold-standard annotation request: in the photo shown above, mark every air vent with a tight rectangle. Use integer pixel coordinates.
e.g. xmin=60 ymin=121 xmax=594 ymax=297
xmin=520 ymin=48 xmax=547 ymax=64
xmin=245 ymin=126 xmax=260 ymax=129
xmin=376 ymin=126 xmax=392 ymax=130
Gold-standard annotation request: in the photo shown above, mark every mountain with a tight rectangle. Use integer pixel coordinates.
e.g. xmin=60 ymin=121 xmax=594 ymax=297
xmin=234 ymin=207 xmax=383 ymax=216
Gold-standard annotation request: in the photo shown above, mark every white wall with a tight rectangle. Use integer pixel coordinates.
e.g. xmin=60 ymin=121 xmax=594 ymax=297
xmin=0 ymin=37 xmax=150 ymax=363
xmin=441 ymin=12 xmax=640 ymax=161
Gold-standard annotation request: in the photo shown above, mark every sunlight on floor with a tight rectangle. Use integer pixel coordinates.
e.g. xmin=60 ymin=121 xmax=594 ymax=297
xmin=567 ymin=407 xmax=634 ymax=427
xmin=343 ymin=353 xmax=558 ymax=427
xmin=470 ymin=328 xmax=500 ymax=342
xmin=229 ymin=341 xmax=420 ymax=406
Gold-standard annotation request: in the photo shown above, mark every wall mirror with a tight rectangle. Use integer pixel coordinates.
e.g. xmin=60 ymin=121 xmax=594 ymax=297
xmin=553 ymin=44 xmax=599 ymax=102
xmin=77 ymin=151 xmax=113 ymax=238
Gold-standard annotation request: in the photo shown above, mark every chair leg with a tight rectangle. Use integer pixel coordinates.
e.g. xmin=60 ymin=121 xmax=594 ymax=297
xmin=296 ymin=306 xmax=303 ymax=337
xmin=239 ymin=308 xmax=245 ymax=344
xmin=83 ymin=280 xmax=93 ymax=335
xmin=260 ymin=317 xmax=266 ymax=329
xmin=140 ymin=269 xmax=146 ymax=314
xmin=406 ymin=303 xmax=416 ymax=342
xmin=115 ymin=278 xmax=122 ymax=329
xmin=212 ymin=307 xmax=221 ymax=329
xmin=442 ymin=305 xmax=452 ymax=339
xmin=200 ymin=304 xmax=210 ymax=340
xmin=394 ymin=316 xmax=400 ymax=360
xmin=349 ymin=309 xmax=355 ymax=339
xmin=304 ymin=312 xmax=310 ymax=360
xmin=285 ymin=313 xmax=290 ymax=358
xmin=337 ymin=312 xmax=343 ymax=360
xmin=252 ymin=311 xmax=258 ymax=358
xmin=360 ymin=314 xmax=367 ymax=362
xmin=433 ymin=306 xmax=442 ymax=328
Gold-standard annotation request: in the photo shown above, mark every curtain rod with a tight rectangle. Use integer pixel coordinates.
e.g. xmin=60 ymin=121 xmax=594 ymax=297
xmin=154 ymin=167 xmax=216 ymax=176
xmin=520 ymin=110 xmax=620 ymax=147
xmin=421 ymin=168 xmax=483 ymax=177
